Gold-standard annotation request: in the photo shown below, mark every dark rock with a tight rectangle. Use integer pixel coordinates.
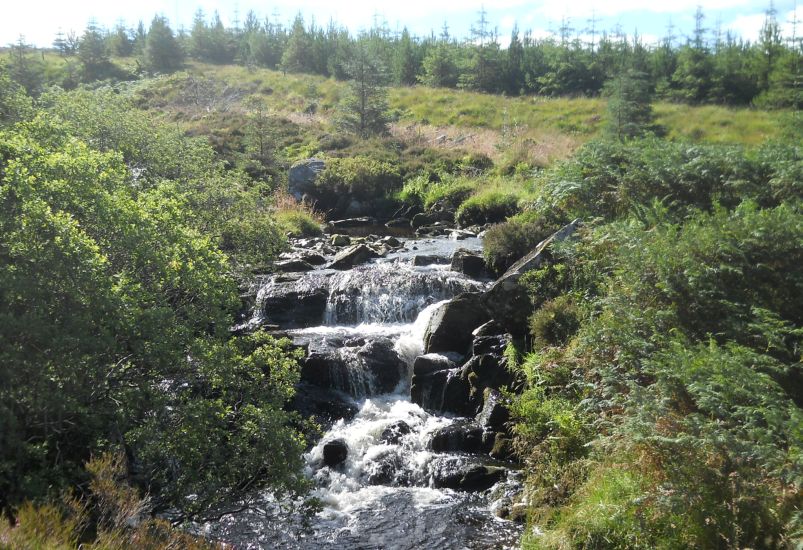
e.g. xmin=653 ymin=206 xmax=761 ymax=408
xmin=293 ymin=251 xmax=327 ymax=266
xmin=483 ymin=220 xmax=581 ymax=334
xmin=330 ymin=234 xmax=351 ymax=247
xmin=323 ymin=439 xmax=348 ymax=467
xmin=288 ymin=383 xmax=358 ymax=430
xmin=431 ymin=458 xmax=507 ymax=492
xmin=424 ymin=293 xmax=491 ymax=355
xmin=344 ymin=337 xmax=366 ymax=347
xmin=301 ymin=338 xmax=405 ymax=396
xmin=450 ymin=249 xmax=487 ymax=279
xmin=472 ymin=320 xmax=506 ymax=337
xmin=329 ymin=217 xmax=379 ymax=229
xmin=415 ymin=226 xmax=450 ymax=237
xmin=363 ymin=449 xmax=404 ymax=485
xmin=385 ymin=217 xmax=411 ymax=228
xmin=489 ymin=434 xmax=516 ymax=461
xmin=380 ymin=236 xmax=401 ymax=248
xmin=463 ymin=353 xmax=514 ymax=395
xmin=289 ymin=158 xmax=325 ymax=199
xmin=411 ymin=254 xmax=449 ymax=266
xmin=274 ymin=259 xmax=315 ymax=273
xmin=476 ymin=389 xmax=510 ymax=432
xmin=471 ymin=333 xmax=511 ymax=357
xmin=380 ymin=420 xmax=412 ymax=444
xmin=259 ymin=276 xmax=328 ymax=328
xmin=412 ymin=210 xmax=453 ymax=229
xmin=429 ymin=421 xmax=486 ymax=453
xmin=412 ymin=353 xmax=460 ymax=377
xmin=449 ymin=229 xmax=476 ymax=240
xmin=328 ymin=244 xmax=381 ymax=270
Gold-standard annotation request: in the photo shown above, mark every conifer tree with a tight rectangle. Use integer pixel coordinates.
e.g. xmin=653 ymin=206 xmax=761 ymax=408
xmin=144 ymin=15 xmax=183 ymax=73
xmin=336 ymin=39 xmax=390 ymax=137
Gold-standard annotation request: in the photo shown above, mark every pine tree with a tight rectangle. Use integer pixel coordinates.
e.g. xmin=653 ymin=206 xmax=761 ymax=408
xmin=78 ymin=20 xmax=111 ymax=81
xmin=281 ymin=14 xmax=311 ymax=73
xmin=394 ymin=28 xmax=418 ymax=85
xmin=605 ymin=68 xmax=653 ymax=140
xmin=144 ymin=16 xmax=183 ymax=73
xmin=336 ymin=39 xmax=390 ymax=137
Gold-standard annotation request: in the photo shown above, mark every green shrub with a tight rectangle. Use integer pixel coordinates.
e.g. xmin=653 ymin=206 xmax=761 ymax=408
xmin=316 ymin=155 xmax=401 ymax=202
xmin=529 ymin=295 xmax=580 ymax=349
xmin=275 ymin=209 xmax=323 ymax=237
xmin=482 ymin=212 xmax=563 ymax=273
xmin=455 ymin=191 xmax=518 ymax=226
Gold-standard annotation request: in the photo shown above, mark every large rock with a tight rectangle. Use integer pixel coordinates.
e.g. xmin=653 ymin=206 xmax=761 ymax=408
xmin=288 ymin=158 xmax=325 ymax=200
xmin=323 ymin=439 xmax=348 ymax=467
xmin=430 ymin=458 xmax=507 ymax=492
xmin=429 ymin=421 xmax=486 ymax=453
xmin=412 ymin=210 xmax=453 ymax=229
xmin=380 ymin=420 xmax=412 ymax=445
xmin=462 ymin=353 xmax=514 ymax=396
xmin=476 ymin=389 xmax=510 ymax=433
xmin=301 ymin=338 xmax=406 ymax=396
xmin=259 ymin=275 xmax=329 ymax=328
xmin=288 ymin=383 xmax=358 ymax=431
xmin=483 ymin=220 xmax=581 ymax=334
xmin=274 ymin=259 xmax=315 ymax=273
xmin=424 ymin=293 xmax=491 ymax=355
xmin=450 ymin=249 xmax=488 ymax=279
xmin=328 ymin=217 xmax=379 ymax=229
xmin=328 ymin=244 xmax=381 ymax=270
xmin=411 ymin=254 xmax=449 ymax=266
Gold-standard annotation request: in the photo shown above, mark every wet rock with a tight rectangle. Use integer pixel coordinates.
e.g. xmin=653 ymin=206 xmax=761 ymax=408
xmin=449 ymin=229 xmax=476 ymax=241
xmin=463 ymin=354 xmax=514 ymax=396
xmin=295 ymin=251 xmax=327 ymax=265
xmin=483 ymin=220 xmax=581 ymax=334
xmin=288 ymin=383 xmax=358 ymax=430
xmin=489 ymin=434 xmax=516 ymax=461
xmin=476 ymin=389 xmax=510 ymax=432
xmin=424 ymin=293 xmax=491 ymax=355
xmin=331 ymin=234 xmax=351 ymax=247
xmin=329 ymin=217 xmax=379 ymax=229
xmin=259 ymin=275 xmax=328 ymax=328
xmin=380 ymin=236 xmax=401 ymax=248
xmin=289 ymin=158 xmax=325 ymax=199
xmin=431 ymin=458 xmax=507 ymax=492
xmin=472 ymin=320 xmax=506 ymax=337
xmin=301 ymin=338 xmax=405 ymax=396
xmin=429 ymin=421 xmax=486 ymax=453
xmin=323 ymin=439 xmax=348 ymax=467
xmin=412 ymin=210 xmax=453 ymax=229
xmin=328 ymin=244 xmax=381 ymax=270
xmin=380 ymin=420 xmax=412 ymax=444
xmin=411 ymin=254 xmax=449 ymax=266
xmin=471 ymin=333 xmax=511 ymax=357
xmin=412 ymin=353 xmax=460 ymax=377
xmin=385 ymin=217 xmax=411 ymax=228
xmin=364 ymin=449 xmax=404 ymax=485
xmin=274 ymin=259 xmax=315 ymax=273
xmin=450 ymin=249 xmax=487 ymax=279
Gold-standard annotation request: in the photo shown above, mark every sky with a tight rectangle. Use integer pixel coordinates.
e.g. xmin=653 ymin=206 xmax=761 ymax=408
xmin=1 ymin=0 xmax=801 ymax=49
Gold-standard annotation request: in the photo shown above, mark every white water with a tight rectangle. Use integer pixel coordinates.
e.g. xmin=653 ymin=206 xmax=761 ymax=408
xmin=207 ymin=236 xmax=522 ymax=549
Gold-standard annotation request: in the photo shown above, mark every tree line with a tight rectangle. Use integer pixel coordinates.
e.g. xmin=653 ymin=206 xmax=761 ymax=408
xmin=5 ymin=5 xmax=802 ymax=109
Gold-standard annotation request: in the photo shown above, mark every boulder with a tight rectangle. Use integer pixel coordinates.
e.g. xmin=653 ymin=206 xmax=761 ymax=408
xmin=363 ymin=449 xmax=404 ymax=485
xmin=450 ymin=248 xmax=487 ymax=279
xmin=429 ymin=421 xmax=486 ymax=453
xmin=471 ymin=333 xmax=511 ymax=357
xmin=424 ymin=293 xmax=491 ymax=354
xmin=430 ymin=458 xmax=507 ymax=492
xmin=463 ymin=353 xmax=514 ymax=396
xmin=329 ymin=217 xmax=379 ymax=229
xmin=259 ymin=275 xmax=328 ymax=328
xmin=330 ymin=234 xmax=351 ymax=247
xmin=385 ymin=218 xmax=411 ymax=228
xmin=380 ymin=236 xmax=401 ymax=248
xmin=483 ymin=220 xmax=581 ymax=334
xmin=380 ymin=420 xmax=412 ymax=445
xmin=288 ymin=383 xmax=358 ymax=430
xmin=288 ymin=158 xmax=325 ymax=200
xmin=476 ymin=389 xmax=510 ymax=432
xmin=301 ymin=338 xmax=405 ymax=396
xmin=328 ymin=244 xmax=381 ymax=270
xmin=411 ymin=254 xmax=449 ymax=266
xmin=411 ymin=210 xmax=453 ymax=229
xmin=322 ymin=439 xmax=348 ymax=467
xmin=274 ymin=259 xmax=315 ymax=273
xmin=412 ymin=353 xmax=460 ymax=377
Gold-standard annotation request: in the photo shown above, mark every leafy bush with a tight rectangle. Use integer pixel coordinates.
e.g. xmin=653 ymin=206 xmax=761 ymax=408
xmin=316 ymin=155 xmax=401 ymax=203
xmin=529 ymin=295 xmax=580 ymax=349
xmin=455 ymin=191 xmax=518 ymax=226
xmin=482 ymin=211 xmax=563 ymax=274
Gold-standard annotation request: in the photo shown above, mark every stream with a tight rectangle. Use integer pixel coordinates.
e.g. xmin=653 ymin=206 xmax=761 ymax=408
xmin=205 ymin=233 xmax=524 ymax=549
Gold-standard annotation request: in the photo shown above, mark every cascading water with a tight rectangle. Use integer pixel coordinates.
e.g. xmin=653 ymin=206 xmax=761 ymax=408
xmin=206 ymin=236 xmax=523 ymax=549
